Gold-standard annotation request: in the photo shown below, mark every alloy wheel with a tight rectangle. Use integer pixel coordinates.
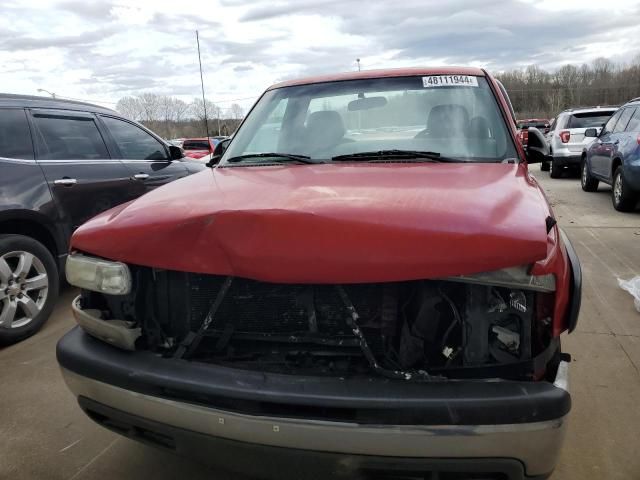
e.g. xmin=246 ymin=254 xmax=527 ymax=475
xmin=0 ymin=251 xmax=49 ymax=328
xmin=582 ymin=163 xmax=587 ymax=187
xmin=614 ymin=173 xmax=623 ymax=206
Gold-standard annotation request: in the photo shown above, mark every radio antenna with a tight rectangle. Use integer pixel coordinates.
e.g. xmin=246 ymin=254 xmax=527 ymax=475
xmin=196 ymin=30 xmax=210 ymax=139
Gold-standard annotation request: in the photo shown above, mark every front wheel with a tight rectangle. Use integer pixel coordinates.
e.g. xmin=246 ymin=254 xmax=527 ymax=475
xmin=541 ymin=161 xmax=550 ymax=172
xmin=0 ymin=235 xmax=59 ymax=345
xmin=581 ymin=158 xmax=599 ymax=192
xmin=612 ymin=167 xmax=638 ymax=212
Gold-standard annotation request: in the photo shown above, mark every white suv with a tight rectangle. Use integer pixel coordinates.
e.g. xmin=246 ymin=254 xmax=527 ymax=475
xmin=544 ymin=106 xmax=617 ymax=178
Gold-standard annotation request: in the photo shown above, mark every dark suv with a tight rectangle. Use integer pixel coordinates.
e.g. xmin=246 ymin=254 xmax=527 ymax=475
xmin=0 ymin=94 xmax=205 ymax=344
xmin=582 ymin=99 xmax=640 ymax=211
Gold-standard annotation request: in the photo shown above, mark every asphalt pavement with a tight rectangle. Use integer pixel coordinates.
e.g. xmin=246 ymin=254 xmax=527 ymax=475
xmin=1 ymin=168 xmax=639 ymax=480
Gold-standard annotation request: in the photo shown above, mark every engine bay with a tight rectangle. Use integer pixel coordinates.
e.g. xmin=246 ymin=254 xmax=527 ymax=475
xmin=187 ymin=280 xmax=542 ymax=379
xmin=85 ymin=269 xmax=556 ymax=381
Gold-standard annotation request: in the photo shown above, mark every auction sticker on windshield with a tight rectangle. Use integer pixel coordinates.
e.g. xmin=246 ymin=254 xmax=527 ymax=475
xmin=422 ymin=75 xmax=479 ymax=87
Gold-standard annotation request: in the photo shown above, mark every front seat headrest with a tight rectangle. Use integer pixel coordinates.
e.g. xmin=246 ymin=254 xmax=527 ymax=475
xmin=427 ymin=104 xmax=469 ymax=137
xmin=306 ymin=111 xmax=346 ymax=150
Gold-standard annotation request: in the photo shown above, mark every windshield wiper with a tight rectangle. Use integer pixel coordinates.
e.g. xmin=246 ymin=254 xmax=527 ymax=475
xmin=331 ymin=150 xmax=462 ymax=162
xmin=226 ymin=153 xmax=318 ymax=164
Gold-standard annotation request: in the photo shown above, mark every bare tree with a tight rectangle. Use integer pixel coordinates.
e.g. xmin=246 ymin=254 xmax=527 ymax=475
xmin=138 ymin=93 xmax=163 ymax=122
xmin=116 ymin=96 xmax=143 ymax=121
xmin=190 ymin=98 xmax=225 ymax=135
xmin=173 ymin=99 xmax=190 ymax=122
xmin=229 ymin=103 xmax=244 ymax=120
xmin=189 ymin=97 xmax=218 ymax=122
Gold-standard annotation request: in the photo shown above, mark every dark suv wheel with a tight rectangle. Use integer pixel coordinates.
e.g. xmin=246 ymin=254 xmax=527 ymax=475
xmin=581 ymin=158 xmax=599 ymax=192
xmin=550 ymin=158 xmax=562 ymax=178
xmin=612 ymin=166 xmax=638 ymax=212
xmin=0 ymin=235 xmax=59 ymax=344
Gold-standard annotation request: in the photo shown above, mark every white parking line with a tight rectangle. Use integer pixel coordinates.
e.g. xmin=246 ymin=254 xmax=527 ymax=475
xmin=67 ymin=439 xmax=118 ymax=480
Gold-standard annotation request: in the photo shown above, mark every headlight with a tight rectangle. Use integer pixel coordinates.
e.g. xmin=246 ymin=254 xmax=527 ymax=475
xmin=446 ymin=265 xmax=555 ymax=292
xmin=66 ymin=254 xmax=132 ymax=295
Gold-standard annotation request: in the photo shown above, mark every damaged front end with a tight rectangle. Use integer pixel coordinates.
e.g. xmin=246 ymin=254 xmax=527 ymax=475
xmin=76 ymin=262 xmax=562 ymax=382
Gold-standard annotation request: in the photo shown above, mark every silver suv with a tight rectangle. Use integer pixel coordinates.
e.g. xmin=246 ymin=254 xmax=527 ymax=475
xmin=543 ymin=106 xmax=617 ymax=178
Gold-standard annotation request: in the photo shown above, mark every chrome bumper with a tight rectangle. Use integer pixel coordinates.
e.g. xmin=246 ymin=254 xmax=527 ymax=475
xmin=61 ymin=361 xmax=570 ymax=477
xmin=71 ymin=296 xmax=140 ymax=351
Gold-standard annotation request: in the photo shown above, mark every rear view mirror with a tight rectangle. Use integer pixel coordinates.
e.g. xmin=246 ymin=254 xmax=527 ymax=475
xmin=584 ymin=128 xmax=598 ymax=138
xmin=525 ymin=127 xmax=549 ymax=164
xmin=168 ymin=145 xmax=184 ymax=160
xmin=348 ymin=96 xmax=387 ymax=111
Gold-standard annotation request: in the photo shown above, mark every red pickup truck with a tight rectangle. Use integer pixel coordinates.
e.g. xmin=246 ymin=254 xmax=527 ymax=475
xmin=59 ymin=67 xmax=579 ymax=480
xmin=182 ymin=137 xmax=226 ymax=159
xmin=517 ymin=118 xmax=550 ymax=146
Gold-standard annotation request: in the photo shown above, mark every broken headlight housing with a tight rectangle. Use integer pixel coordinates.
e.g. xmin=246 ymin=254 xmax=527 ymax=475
xmin=66 ymin=254 xmax=132 ymax=295
xmin=447 ymin=265 xmax=556 ymax=293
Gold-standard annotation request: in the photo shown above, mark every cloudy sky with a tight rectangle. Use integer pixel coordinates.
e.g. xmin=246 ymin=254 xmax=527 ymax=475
xmin=1 ymin=0 xmax=639 ymax=112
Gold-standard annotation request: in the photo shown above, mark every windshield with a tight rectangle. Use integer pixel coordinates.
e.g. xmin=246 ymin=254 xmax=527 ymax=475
xmin=222 ymin=75 xmax=517 ymax=165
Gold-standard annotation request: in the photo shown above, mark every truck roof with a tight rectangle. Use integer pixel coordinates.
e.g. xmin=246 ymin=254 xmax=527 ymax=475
xmin=560 ymin=106 xmax=619 ymax=115
xmin=268 ymin=67 xmax=486 ymax=90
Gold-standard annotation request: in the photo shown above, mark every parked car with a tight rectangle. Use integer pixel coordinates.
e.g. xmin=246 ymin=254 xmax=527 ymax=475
xmin=58 ymin=68 xmax=580 ymax=480
xmin=182 ymin=136 xmax=228 ymax=159
xmin=0 ymin=94 xmax=206 ymax=344
xmin=516 ymin=118 xmax=549 ymax=146
xmin=543 ymin=106 xmax=617 ymax=177
xmin=581 ymin=98 xmax=640 ymax=211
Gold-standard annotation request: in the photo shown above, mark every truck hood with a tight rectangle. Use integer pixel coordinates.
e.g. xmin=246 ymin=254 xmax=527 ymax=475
xmin=71 ymin=163 xmax=551 ymax=283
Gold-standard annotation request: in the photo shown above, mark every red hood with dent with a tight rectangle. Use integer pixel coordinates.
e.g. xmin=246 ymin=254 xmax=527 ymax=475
xmin=71 ymin=163 xmax=551 ymax=283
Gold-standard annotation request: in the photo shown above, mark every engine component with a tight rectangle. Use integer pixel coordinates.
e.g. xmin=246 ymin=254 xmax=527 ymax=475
xmin=398 ymin=284 xmax=454 ymax=368
xmin=96 ymin=268 xmax=541 ymax=380
xmin=510 ymin=290 xmax=528 ymax=313
xmin=492 ymin=326 xmax=520 ymax=352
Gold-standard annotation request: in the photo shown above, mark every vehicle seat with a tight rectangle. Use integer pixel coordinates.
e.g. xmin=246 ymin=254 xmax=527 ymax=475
xmin=416 ymin=104 xmax=469 ymax=138
xmin=468 ymin=116 xmax=491 ymax=139
xmin=305 ymin=110 xmax=348 ymax=154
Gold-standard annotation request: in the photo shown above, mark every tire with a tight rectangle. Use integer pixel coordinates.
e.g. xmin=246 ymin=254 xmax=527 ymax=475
xmin=550 ymin=159 xmax=562 ymax=178
xmin=540 ymin=161 xmax=550 ymax=172
xmin=581 ymin=158 xmax=599 ymax=192
xmin=612 ymin=166 xmax=638 ymax=212
xmin=0 ymin=235 xmax=59 ymax=345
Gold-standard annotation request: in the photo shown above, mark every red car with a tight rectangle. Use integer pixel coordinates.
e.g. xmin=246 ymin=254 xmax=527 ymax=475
xmin=517 ymin=118 xmax=550 ymax=146
xmin=58 ymin=67 xmax=579 ymax=480
xmin=182 ymin=137 xmax=226 ymax=159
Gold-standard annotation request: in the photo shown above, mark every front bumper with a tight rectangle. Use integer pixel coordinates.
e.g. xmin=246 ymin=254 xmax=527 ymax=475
xmin=551 ymin=151 xmax=582 ymax=166
xmin=57 ymin=327 xmax=570 ymax=479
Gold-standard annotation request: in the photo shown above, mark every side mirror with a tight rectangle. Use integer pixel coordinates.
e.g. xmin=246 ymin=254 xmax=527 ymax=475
xmin=525 ymin=127 xmax=549 ymax=164
xmin=169 ymin=145 xmax=184 ymax=160
xmin=206 ymin=139 xmax=231 ymax=167
xmin=213 ymin=138 xmax=230 ymax=156
xmin=584 ymin=128 xmax=598 ymax=138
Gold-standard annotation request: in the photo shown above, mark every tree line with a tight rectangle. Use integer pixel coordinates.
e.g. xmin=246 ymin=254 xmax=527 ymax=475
xmin=496 ymin=57 xmax=640 ymax=119
xmin=116 ymin=94 xmax=245 ymax=139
